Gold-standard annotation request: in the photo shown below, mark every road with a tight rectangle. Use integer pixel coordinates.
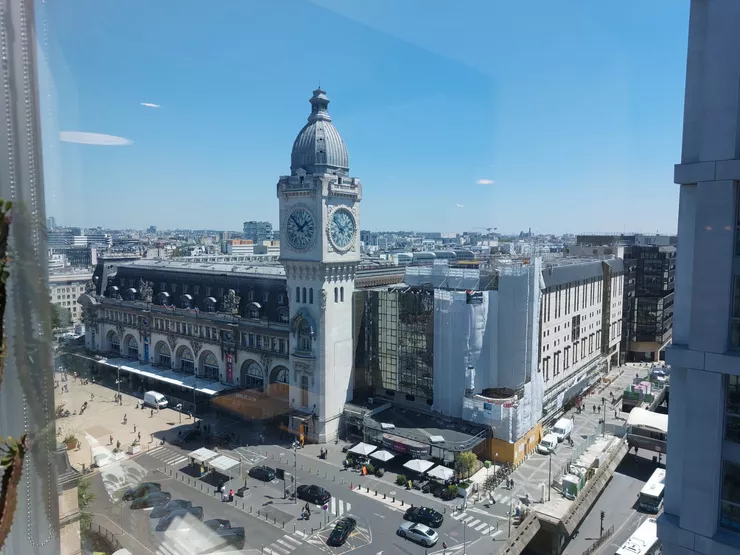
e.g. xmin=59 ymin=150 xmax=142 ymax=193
xmin=561 ymin=451 xmax=664 ymax=555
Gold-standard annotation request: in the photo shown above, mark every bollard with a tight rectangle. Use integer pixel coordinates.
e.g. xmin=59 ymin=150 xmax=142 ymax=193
xmin=366 ymin=487 xmax=369 ymax=493
xmin=274 ymin=516 xmax=276 ymax=524
xmin=261 ymin=545 xmax=263 ymax=553
xmin=401 ymin=500 xmax=404 ymax=506
xmin=283 ymin=520 xmax=285 ymax=529
xmin=333 ymin=476 xmax=336 ymax=482
xmin=301 ymin=464 xmax=304 ymax=471
xmin=411 ymin=504 xmax=414 ymax=508
xmin=294 ymin=524 xmax=296 ymax=533
xmin=443 ymin=506 xmax=446 ymax=514
xmin=375 ymin=490 xmax=377 ymax=496
xmin=393 ymin=496 xmax=395 ymax=503
xmin=384 ymin=493 xmax=386 ymax=499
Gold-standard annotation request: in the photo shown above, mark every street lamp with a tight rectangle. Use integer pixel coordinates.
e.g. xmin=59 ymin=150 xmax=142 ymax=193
xmin=293 ymin=439 xmax=298 ymax=503
xmin=176 ymin=403 xmax=183 ymax=424
xmin=547 ymin=453 xmax=552 ymax=501
xmin=601 ymin=397 xmax=607 ymax=435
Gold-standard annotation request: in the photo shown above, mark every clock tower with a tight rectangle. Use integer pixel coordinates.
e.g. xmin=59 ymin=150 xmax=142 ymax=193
xmin=277 ymin=88 xmax=362 ymax=443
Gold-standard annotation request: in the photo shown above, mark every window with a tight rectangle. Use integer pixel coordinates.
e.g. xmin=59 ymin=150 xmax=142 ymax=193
xmin=298 ymin=320 xmax=312 ymax=351
xmin=243 ymin=361 xmax=264 ymax=390
xmin=731 ymin=276 xmax=740 ymax=348
xmin=127 ymin=336 xmax=138 ymax=359
xmin=110 ymin=333 xmax=120 ymax=353
xmin=334 ymin=287 xmax=338 ymax=303
xmin=279 ymin=338 xmax=286 ymax=353
xmin=278 ymin=307 xmax=289 ymax=324
xmin=301 ymin=374 xmax=309 ymax=407
xmin=247 ymin=305 xmax=259 ymax=319
xmin=180 ymin=348 xmax=194 ymax=374
xmin=726 ymin=376 xmax=740 ymax=443
xmin=158 ymin=342 xmax=171 ymax=367
xmin=296 ymin=286 xmax=300 ymax=303
xmin=309 ymin=288 xmax=314 ymax=304
xmin=202 ymin=352 xmax=219 ymax=380
xmin=302 ymin=287 xmax=306 ymax=304
xmin=340 ymin=286 xmax=344 ymax=302
xmin=721 ymin=461 xmax=740 ymax=531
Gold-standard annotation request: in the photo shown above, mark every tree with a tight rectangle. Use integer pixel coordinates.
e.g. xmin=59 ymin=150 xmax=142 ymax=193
xmin=77 ymin=478 xmax=95 ymax=529
xmin=51 ymin=304 xmax=72 ymax=330
xmin=455 ymin=451 xmax=478 ymax=479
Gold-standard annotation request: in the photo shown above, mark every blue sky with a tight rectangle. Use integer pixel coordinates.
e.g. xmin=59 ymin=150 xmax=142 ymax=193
xmin=41 ymin=0 xmax=690 ymax=234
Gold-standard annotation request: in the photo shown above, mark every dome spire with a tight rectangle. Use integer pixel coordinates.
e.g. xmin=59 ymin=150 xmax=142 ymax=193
xmin=308 ymin=88 xmax=332 ymax=123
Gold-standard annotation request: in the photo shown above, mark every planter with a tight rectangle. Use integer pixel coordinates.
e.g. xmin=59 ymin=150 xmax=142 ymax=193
xmin=457 ymin=485 xmax=471 ymax=499
xmin=65 ymin=439 xmax=78 ymax=450
xmin=127 ymin=444 xmax=141 ymax=455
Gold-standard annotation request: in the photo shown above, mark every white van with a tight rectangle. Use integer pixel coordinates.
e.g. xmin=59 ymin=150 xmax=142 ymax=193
xmin=537 ymin=433 xmax=558 ymax=454
xmin=551 ymin=418 xmax=573 ymax=442
xmin=143 ymin=391 xmax=168 ymax=409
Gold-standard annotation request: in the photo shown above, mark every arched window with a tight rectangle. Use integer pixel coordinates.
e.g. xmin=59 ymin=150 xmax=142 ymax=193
xmin=158 ymin=342 xmax=171 ymax=367
xmin=309 ymin=288 xmax=314 ymax=304
xmin=334 ymin=288 xmax=338 ymax=303
xmin=110 ymin=332 xmax=120 ymax=353
xmin=203 ymin=352 xmax=219 ymax=381
xmin=302 ymin=287 xmax=307 ymax=304
xmin=340 ymin=286 xmax=344 ymax=302
xmin=247 ymin=305 xmax=259 ymax=319
xmin=272 ymin=366 xmax=289 ymax=384
xmin=179 ymin=348 xmax=194 ymax=374
xmin=127 ymin=336 xmax=139 ymax=359
xmin=298 ymin=320 xmax=312 ymax=351
xmin=296 ymin=286 xmax=300 ymax=303
xmin=243 ymin=361 xmax=264 ymax=390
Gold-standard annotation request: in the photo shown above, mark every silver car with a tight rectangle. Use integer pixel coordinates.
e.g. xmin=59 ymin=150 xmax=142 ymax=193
xmin=397 ymin=521 xmax=439 ymax=547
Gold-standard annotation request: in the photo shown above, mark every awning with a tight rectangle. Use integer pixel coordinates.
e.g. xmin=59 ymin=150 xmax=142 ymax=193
xmin=97 ymin=357 xmax=237 ymax=395
xmin=627 ymin=407 xmax=668 ymax=434
xmin=208 ymin=455 xmax=240 ymax=473
xmin=181 ymin=294 xmax=192 ymax=301
xmin=403 ymin=459 xmax=435 ymax=474
xmin=205 ymin=297 xmax=217 ymax=304
xmin=427 ymin=465 xmax=454 ymax=481
xmin=188 ymin=447 xmax=219 ymax=464
xmin=369 ymin=449 xmax=395 ymax=462
xmin=247 ymin=302 xmax=262 ymax=310
xmin=349 ymin=442 xmax=377 ymax=456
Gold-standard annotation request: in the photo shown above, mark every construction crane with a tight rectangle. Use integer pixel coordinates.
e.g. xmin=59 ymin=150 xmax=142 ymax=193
xmin=474 ymin=226 xmax=498 ymax=235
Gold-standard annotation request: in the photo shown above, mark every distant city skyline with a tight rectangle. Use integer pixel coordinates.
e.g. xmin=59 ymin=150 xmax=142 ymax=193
xmin=41 ymin=0 xmax=687 ymax=234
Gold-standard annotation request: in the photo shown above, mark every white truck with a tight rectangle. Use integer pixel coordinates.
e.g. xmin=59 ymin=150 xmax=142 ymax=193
xmin=143 ymin=390 xmax=168 ymax=409
xmin=537 ymin=433 xmax=559 ymax=454
xmin=551 ymin=418 xmax=573 ymax=442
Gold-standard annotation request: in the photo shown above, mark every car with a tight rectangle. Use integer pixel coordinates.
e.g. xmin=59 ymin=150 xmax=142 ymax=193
xmin=149 ymin=499 xmax=193 ymax=520
xmin=327 ymin=517 xmax=356 ymax=547
xmin=155 ymin=507 xmax=204 ymax=532
xmin=297 ymin=485 xmax=331 ymax=505
xmin=203 ymin=518 xmax=231 ymax=531
xmin=130 ymin=491 xmax=172 ymax=510
xmin=122 ymin=482 xmax=162 ymax=501
xmin=404 ymin=506 xmax=444 ymax=528
xmin=173 ymin=429 xmax=202 ymax=446
xmin=248 ymin=465 xmax=276 ymax=482
xmin=190 ymin=526 xmax=245 ymax=554
xmin=397 ymin=522 xmax=439 ymax=547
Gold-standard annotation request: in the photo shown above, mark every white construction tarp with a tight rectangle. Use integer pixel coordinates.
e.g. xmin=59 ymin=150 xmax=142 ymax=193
xmin=403 ymin=459 xmax=434 ymax=474
xmin=188 ymin=447 xmax=219 ymax=464
xmin=427 ymin=465 xmax=454 ymax=481
xmin=349 ymin=442 xmax=377 ymax=456
xmin=369 ymin=450 xmax=395 ymax=462
xmin=627 ymin=407 xmax=668 ymax=433
xmin=208 ymin=455 xmax=240 ymax=473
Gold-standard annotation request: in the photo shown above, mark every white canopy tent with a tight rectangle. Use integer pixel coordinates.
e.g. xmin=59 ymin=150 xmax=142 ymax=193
xmin=626 ymin=407 xmax=668 ymax=433
xmin=403 ymin=459 xmax=435 ymax=474
xmin=349 ymin=442 xmax=378 ymax=456
xmin=208 ymin=454 xmax=241 ymax=481
xmin=188 ymin=447 xmax=219 ymax=464
xmin=427 ymin=465 xmax=454 ymax=481
xmin=369 ymin=449 xmax=395 ymax=462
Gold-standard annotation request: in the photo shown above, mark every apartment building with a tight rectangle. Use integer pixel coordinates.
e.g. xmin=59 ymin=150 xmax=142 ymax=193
xmin=49 ymin=270 xmax=93 ymax=323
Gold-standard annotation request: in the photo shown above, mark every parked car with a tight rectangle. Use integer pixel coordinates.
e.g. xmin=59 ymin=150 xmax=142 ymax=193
xmin=149 ymin=499 xmax=193 ymax=520
xmin=397 ymin=522 xmax=439 ymax=547
xmin=173 ymin=429 xmax=202 ymax=446
xmin=203 ymin=518 xmax=231 ymax=531
xmin=143 ymin=391 xmax=168 ymax=409
xmin=297 ymin=485 xmax=331 ymax=505
xmin=248 ymin=465 xmax=276 ymax=482
xmin=122 ymin=482 xmax=161 ymax=501
xmin=130 ymin=491 xmax=172 ymax=510
xmin=404 ymin=506 xmax=443 ymax=528
xmin=191 ymin=526 xmax=245 ymax=553
xmin=327 ymin=517 xmax=356 ymax=546
xmin=155 ymin=507 xmax=204 ymax=532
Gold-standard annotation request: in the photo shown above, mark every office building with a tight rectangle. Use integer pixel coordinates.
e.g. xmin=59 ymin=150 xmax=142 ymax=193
xmin=49 ymin=271 xmax=94 ymax=323
xmin=243 ymin=220 xmax=273 ymax=243
xmin=658 ymin=0 xmax=740 ymax=551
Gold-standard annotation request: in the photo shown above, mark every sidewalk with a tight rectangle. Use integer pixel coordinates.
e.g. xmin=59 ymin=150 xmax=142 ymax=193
xmin=53 ymin=374 xmax=189 ymax=471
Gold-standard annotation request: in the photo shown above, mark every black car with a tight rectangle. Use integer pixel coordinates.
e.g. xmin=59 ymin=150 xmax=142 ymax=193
xmin=203 ymin=518 xmax=231 ymax=531
xmin=122 ymin=482 xmax=162 ymax=501
xmin=248 ymin=465 xmax=276 ymax=482
xmin=155 ymin=507 xmax=204 ymax=532
xmin=173 ymin=429 xmax=202 ymax=446
xmin=404 ymin=506 xmax=444 ymax=528
xmin=149 ymin=499 xmax=193 ymax=520
xmin=327 ymin=517 xmax=356 ymax=546
xmin=130 ymin=491 xmax=172 ymax=510
xmin=297 ymin=485 xmax=331 ymax=505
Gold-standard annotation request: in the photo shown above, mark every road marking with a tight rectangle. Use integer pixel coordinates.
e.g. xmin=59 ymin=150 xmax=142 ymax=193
xmin=451 ymin=512 xmax=466 ymax=520
xmin=283 ymin=535 xmax=302 ymax=547
xmin=275 ymin=539 xmax=294 ymax=551
xmin=294 ymin=530 xmax=307 ymax=538
xmin=462 ymin=516 xmax=474 ymax=524
xmin=474 ymin=521 xmax=489 ymax=532
xmin=373 ymin=513 xmax=386 ymax=519
xmin=468 ymin=518 xmax=481 ymax=528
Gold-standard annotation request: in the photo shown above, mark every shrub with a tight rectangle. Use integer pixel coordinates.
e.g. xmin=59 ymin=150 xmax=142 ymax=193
xmin=396 ymin=474 xmax=407 ymax=486
xmin=375 ymin=468 xmax=384 ymax=477
xmin=366 ymin=463 xmax=375 ymax=475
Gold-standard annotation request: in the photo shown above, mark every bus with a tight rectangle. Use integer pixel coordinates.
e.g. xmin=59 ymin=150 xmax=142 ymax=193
xmin=616 ymin=518 xmax=660 ymax=555
xmin=638 ymin=468 xmax=666 ymax=513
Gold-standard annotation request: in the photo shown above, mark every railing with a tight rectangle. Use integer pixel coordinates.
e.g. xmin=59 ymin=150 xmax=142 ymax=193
xmin=81 ymin=520 xmax=123 ymax=552
xmin=581 ymin=525 xmax=615 ymax=555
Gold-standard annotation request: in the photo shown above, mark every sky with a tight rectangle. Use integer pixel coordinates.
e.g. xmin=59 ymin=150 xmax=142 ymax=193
xmin=40 ymin=0 xmax=690 ymax=235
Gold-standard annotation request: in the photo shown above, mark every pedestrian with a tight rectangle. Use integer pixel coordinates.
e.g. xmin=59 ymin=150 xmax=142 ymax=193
xmin=229 ymin=488 xmax=234 ymax=501
xmin=134 ymin=424 xmax=137 ymax=433
xmin=150 ymin=409 xmax=154 ymax=418
xmin=109 ymin=435 xmax=113 ymax=445
xmin=138 ymin=431 xmax=141 ymax=442
xmin=90 ymin=393 xmax=94 ymax=401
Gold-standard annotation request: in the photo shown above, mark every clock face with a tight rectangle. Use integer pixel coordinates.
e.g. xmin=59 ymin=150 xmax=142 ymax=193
xmin=286 ymin=208 xmax=316 ymax=250
xmin=329 ymin=207 xmax=356 ymax=251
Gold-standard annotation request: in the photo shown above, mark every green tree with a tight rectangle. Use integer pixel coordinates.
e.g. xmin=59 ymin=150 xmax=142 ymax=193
xmin=51 ymin=304 xmax=72 ymax=330
xmin=77 ymin=478 xmax=95 ymax=529
xmin=455 ymin=451 xmax=478 ymax=479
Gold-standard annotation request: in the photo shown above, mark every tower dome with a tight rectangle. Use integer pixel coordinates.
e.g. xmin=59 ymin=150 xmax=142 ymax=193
xmin=290 ymin=88 xmax=349 ymax=176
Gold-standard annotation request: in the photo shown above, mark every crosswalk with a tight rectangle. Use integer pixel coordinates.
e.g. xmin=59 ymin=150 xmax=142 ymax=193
xmin=327 ymin=496 xmax=351 ymax=518
xmin=451 ymin=510 xmax=504 ymax=537
xmin=145 ymin=445 xmax=189 ymax=467
xmin=263 ymin=531 xmax=305 ymax=555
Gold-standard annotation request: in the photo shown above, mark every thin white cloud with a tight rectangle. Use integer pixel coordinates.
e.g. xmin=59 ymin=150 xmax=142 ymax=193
xmin=140 ymin=102 xmax=160 ymax=108
xmin=477 ymin=179 xmax=495 ymax=185
xmin=59 ymin=131 xmax=133 ymax=146
xmin=456 ymin=203 xmax=464 ymax=208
